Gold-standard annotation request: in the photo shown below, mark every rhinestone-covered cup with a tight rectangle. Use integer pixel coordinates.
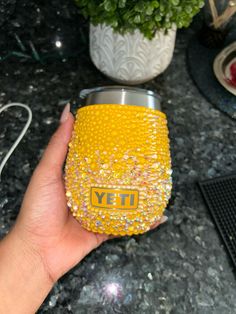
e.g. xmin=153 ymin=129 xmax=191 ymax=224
xmin=65 ymin=86 xmax=172 ymax=236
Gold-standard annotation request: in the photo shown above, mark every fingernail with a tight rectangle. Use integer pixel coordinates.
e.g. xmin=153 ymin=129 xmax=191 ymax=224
xmin=160 ymin=216 xmax=168 ymax=224
xmin=60 ymin=103 xmax=70 ymax=123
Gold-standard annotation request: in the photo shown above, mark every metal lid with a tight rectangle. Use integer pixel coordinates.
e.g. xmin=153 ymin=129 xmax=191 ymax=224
xmin=79 ymin=86 xmax=161 ymax=111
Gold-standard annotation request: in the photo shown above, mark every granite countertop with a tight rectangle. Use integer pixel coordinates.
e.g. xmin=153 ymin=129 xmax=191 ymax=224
xmin=1 ymin=25 xmax=236 ymax=313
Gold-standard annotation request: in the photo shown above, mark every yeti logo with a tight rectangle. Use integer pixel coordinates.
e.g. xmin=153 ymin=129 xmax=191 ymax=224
xmin=91 ymin=187 xmax=139 ymax=209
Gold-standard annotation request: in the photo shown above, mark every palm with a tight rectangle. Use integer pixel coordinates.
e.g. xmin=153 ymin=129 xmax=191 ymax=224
xmin=18 ymin=167 xmax=107 ymax=281
xmin=15 ymin=113 xmax=107 ymax=281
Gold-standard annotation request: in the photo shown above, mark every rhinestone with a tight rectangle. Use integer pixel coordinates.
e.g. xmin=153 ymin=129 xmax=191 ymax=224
xmin=65 ymin=104 xmax=172 ymax=236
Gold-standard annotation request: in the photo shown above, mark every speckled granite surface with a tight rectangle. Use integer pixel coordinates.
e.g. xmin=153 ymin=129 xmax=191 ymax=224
xmin=1 ymin=27 xmax=236 ymax=313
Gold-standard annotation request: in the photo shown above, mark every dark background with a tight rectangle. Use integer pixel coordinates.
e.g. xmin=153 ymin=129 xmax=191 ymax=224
xmin=0 ymin=1 xmax=236 ymax=313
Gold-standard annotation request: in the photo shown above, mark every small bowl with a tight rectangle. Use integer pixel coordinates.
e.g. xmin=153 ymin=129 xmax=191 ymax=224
xmin=213 ymin=42 xmax=236 ymax=96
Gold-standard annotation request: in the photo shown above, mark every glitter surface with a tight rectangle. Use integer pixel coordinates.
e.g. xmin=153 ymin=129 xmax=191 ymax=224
xmin=65 ymin=104 xmax=172 ymax=235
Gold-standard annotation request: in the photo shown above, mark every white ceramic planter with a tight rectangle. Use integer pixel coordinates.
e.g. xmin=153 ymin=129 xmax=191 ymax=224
xmin=90 ymin=23 xmax=177 ymax=85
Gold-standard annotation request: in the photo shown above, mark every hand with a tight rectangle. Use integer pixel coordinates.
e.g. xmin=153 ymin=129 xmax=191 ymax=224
xmin=0 ymin=104 xmax=167 ymax=313
xmin=13 ymin=104 xmax=109 ymax=283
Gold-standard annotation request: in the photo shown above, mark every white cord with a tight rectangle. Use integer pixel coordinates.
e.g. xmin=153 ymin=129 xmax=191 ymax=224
xmin=0 ymin=103 xmax=32 ymax=181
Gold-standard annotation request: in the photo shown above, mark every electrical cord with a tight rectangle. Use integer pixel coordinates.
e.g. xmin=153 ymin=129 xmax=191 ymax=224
xmin=0 ymin=103 xmax=32 ymax=181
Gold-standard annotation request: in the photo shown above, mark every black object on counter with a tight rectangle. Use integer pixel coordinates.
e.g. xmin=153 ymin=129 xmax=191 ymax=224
xmin=199 ymin=174 xmax=236 ymax=269
xmin=187 ymin=29 xmax=236 ymax=120
xmin=198 ymin=24 xmax=229 ymax=49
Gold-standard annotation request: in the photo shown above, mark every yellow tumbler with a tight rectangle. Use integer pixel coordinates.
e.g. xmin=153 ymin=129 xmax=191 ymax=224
xmin=65 ymin=86 xmax=172 ymax=236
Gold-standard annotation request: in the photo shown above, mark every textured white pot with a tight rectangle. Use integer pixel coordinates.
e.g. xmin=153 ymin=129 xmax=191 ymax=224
xmin=90 ymin=23 xmax=177 ymax=85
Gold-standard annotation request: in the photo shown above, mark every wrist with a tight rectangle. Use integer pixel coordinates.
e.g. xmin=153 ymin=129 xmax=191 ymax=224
xmin=0 ymin=227 xmax=54 ymax=313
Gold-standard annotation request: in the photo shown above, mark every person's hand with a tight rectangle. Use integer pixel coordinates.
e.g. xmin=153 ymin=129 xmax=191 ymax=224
xmin=13 ymin=104 xmax=108 ymax=283
xmin=13 ymin=102 xmax=167 ymax=282
xmin=0 ymin=104 xmax=167 ymax=313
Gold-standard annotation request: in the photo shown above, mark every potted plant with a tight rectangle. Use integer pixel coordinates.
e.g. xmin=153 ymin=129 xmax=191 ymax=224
xmin=75 ymin=0 xmax=204 ymax=84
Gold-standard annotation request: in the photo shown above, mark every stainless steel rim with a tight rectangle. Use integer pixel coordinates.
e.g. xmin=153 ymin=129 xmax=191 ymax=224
xmin=79 ymin=86 xmax=162 ymax=111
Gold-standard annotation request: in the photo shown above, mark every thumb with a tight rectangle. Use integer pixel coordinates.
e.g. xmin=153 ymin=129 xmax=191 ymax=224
xmin=39 ymin=104 xmax=74 ymax=174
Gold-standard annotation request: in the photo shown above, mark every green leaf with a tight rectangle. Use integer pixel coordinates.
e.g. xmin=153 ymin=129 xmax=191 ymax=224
xmin=154 ymin=14 xmax=162 ymax=22
xmin=134 ymin=15 xmax=141 ymax=24
xmin=75 ymin=0 xmax=205 ymax=39
xmin=134 ymin=1 xmax=146 ymax=13
xmin=146 ymin=5 xmax=154 ymax=16
xmin=118 ymin=0 xmax=126 ymax=9
xmin=103 ymin=0 xmax=117 ymax=12
xmin=185 ymin=6 xmax=192 ymax=14
xmin=151 ymin=1 xmax=159 ymax=9
xmin=170 ymin=0 xmax=179 ymax=5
